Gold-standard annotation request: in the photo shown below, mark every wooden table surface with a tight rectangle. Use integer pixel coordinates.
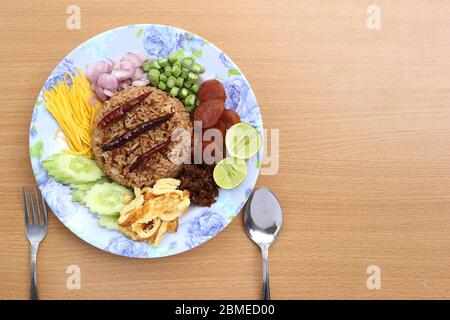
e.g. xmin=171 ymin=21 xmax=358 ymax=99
xmin=1 ymin=0 xmax=450 ymax=300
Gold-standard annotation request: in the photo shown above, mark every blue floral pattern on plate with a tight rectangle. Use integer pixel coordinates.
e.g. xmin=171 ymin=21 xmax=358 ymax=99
xmin=185 ymin=210 xmax=226 ymax=249
xmin=143 ymin=25 xmax=186 ymax=58
xmin=29 ymin=24 xmax=263 ymax=258
xmin=105 ymin=235 xmax=150 ymax=258
xmin=43 ymin=58 xmax=77 ymax=91
xmin=219 ymin=53 xmax=234 ymax=69
xmin=80 ymin=29 xmax=119 ymax=60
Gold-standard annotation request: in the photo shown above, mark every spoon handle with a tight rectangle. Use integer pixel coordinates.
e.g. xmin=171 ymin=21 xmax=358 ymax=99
xmin=261 ymin=244 xmax=270 ymax=300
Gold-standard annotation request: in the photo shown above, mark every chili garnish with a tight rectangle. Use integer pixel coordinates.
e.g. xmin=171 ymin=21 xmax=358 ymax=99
xmin=101 ymin=113 xmax=174 ymax=151
xmin=129 ymin=140 xmax=171 ymax=173
xmin=97 ymin=92 xmax=151 ymax=128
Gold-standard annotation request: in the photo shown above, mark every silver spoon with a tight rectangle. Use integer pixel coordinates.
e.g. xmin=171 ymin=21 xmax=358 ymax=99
xmin=244 ymin=187 xmax=283 ymax=300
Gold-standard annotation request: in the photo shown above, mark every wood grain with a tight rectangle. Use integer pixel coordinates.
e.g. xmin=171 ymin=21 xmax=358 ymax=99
xmin=1 ymin=0 xmax=450 ymax=299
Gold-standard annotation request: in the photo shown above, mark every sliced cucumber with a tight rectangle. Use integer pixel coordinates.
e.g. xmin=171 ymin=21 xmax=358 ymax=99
xmin=42 ymin=153 xmax=104 ymax=185
xmin=84 ymin=182 xmax=133 ymax=216
xmin=70 ymin=177 xmax=109 ymax=191
xmin=97 ymin=215 xmax=119 ymax=230
xmin=71 ymin=183 xmax=95 ymax=196
xmin=72 ymin=188 xmax=88 ymax=205
xmin=71 ymin=183 xmax=93 ymax=191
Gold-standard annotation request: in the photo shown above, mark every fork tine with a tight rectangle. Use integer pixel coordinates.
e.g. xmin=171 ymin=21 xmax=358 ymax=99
xmin=23 ymin=187 xmax=30 ymax=225
xmin=40 ymin=190 xmax=47 ymax=225
xmin=33 ymin=187 xmax=42 ymax=225
xmin=28 ymin=187 xmax=37 ymax=225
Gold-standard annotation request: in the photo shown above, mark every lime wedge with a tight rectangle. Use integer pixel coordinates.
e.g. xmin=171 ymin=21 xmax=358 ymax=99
xmin=225 ymin=123 xmax=261 ymax=159
xmin=213 ymin=157 xmax=248 ymax=189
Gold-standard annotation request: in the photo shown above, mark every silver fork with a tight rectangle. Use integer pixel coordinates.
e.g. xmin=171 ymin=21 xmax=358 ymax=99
xmin=23 ymin=186 xmax=48 ymax=300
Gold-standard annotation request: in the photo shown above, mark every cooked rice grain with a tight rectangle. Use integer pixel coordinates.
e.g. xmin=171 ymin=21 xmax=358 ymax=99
xmin=92 ymin=86 xmax=192 ymax=188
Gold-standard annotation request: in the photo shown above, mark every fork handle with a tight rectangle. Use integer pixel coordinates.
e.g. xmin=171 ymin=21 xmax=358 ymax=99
xmin=30 ymin=243 xmax=39 ymax=300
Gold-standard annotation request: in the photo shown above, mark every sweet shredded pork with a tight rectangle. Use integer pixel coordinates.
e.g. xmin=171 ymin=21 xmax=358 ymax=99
xmin=179 ymin=164 xmax=218 ymax=207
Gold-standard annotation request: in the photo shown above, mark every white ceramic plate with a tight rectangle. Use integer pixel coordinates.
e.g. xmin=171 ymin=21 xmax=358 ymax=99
xmin=29 ymin=24 xmax=263 ymax=258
